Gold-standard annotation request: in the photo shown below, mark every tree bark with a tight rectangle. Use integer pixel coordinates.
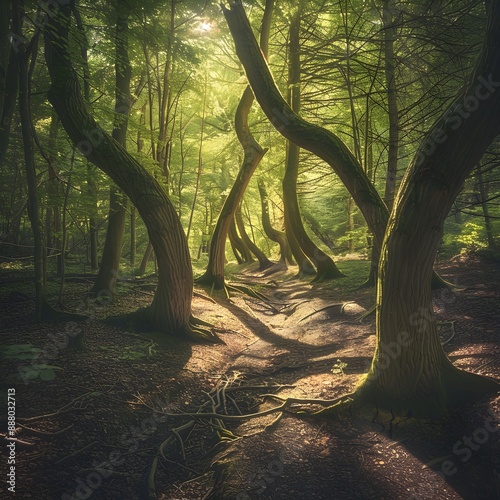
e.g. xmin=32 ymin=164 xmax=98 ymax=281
xmin=13 ymin=0 xmax=45 ymax=320
xmin=222 ymin=0 xmax=446 ymax=289
xmin=229 ymin=218 xmax=253 ymax=265
xmin=0 ymin=47 xmax=18 ymax=167
xmin=476 ymin=164 xmax=496 ymax=250
xmin=91 ymin=0 xmax=130 ymax=296
xmin=284 ymin=7 xmax=343 ymax=281
xmin=258 ymin=178 xmax=293 ymax=265
xmin=130 ymin=205 xmax=136 ymax=266
xmin=356 ymin=1 xmax=500 ymax=416
xmin=196 ymin=0 xmax=274 ymax=288
xmin=382 ymin=0 xmax=399 ymax=210
xmin=0 ymin=0 xmax=10 ymax=122
xmin=235 ymin=203 xmax=273 ymax=270
xmin=44 ymin=1 xmax=212 ymax=340
xmin=139 ymin=241 xmax=153 ymax=275
xmin=222 ymin=1 xmax=387 ymax=248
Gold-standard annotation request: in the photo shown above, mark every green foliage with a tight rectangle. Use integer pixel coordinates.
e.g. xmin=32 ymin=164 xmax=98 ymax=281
xmin=1 ymin=344 xmax=62 ymax=381
xmin=18 ymin=364 xmax=63 ymax=381
xmin=456 ymin=222 xmax=487 ymax=253
xmin=0 ymin=344 xmax=42 ymax=361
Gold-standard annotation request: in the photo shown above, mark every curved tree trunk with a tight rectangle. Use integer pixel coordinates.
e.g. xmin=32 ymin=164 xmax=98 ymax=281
xmin=356 ymin=1 xmax=500 ymax=417
xmin=196 ymin=0 xmax=274 ymax=289
xmin=284 ymin=7 xmax=343 ymax=281
xmin=91 ymin=0 xmax=130 ymax=297
xmin=43 ymin=2 xmax=213 ymax=340
xmin=229 ymin=218 xmax=253 ymax=264
xmin=257 ymin=178 xmax=293 ymax=265
xmin=139 ymin=241 xmax=153 ymax=275
xmin=235 ymin=203 xmax=273 ymax=270
xmin=222 ymin=0 xmax=447 ymax=289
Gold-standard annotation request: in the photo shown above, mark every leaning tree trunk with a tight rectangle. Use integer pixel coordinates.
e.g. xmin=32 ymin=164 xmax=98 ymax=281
xmin=258 ymin=178 xmax=293 ymax=265
xmin=43 ymin=2 xmax=214 ymax=341
xmin=91 ymin=0 xmax=130 ymax=297
xmin=235 ymin=203 xmax=273 ymax=270
xmin=229 ymin=218 xmax=253 ymax=265
xmin=196 ymin=0 xmax=274 ymax=289
xmin=222 ymin=0 xmax=446 ymax=288
xmin=356 ymin=0 xmax=500 ymax=417
xmin=284 ymin=7 xmax=343 ymax=281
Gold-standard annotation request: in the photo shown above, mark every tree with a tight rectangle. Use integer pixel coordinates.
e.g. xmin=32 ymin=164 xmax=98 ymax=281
xmin=222 ymin=0 xmax=500 ymax=416
xmin=258 ymin=178 xmax=293 ymax=265
xmin=91 ymin=0 xmax=131 ymax=297
xmin=283 ymin=5 xmax=344 ymax=281
xmin=43 ymin=0 xmax=217 ymax=341
xmin=13 ymin=0 xmax=45 ymax=320
xmin=196 ymin=0 xmax=275 ymax=289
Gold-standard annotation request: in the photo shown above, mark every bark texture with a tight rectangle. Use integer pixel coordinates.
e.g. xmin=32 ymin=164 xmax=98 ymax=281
xmin=91 ymin=1 xmax=130 ymax=296
xmin=283 ymin=8 xmax=343 ymax=280
xmin=357 ymin=1 xmax=500 ymax=416
xmin=196 ymin=0 xmax=274 ymax=288
xmin=235 ymin=204 xmax=273 ymax=270
xmin=258 ymin=178 xmax=293 ymax=265
xmin=44 ymin=2 xmax=205 ymax=339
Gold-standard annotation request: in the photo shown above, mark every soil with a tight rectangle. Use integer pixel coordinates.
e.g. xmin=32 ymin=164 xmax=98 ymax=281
xmin=0 ymin=253 xmax=499 ymax=500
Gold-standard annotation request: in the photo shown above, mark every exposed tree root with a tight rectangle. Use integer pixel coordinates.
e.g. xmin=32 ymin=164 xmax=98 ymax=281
xmin=195 ymin=272 xmax=225 ymax=291
xmin=145 ymin=375 xmax=294 ymax=498
xmin=356 ymin=304 xmax=376 ymax=323
xmin=299 ymin=302 xmax=354 ymax=322
xmin=185 ymin=317 xmax=224 ymax=344
xmin=355 ymin=365 xmax=500 ymax=418
xmin=262 ymin=393 xmax=356 ymax=417
xmin=193 ymin=290 xmax=217 ymax=303
xmin=225 ymin=283 xmax=270 ymax=302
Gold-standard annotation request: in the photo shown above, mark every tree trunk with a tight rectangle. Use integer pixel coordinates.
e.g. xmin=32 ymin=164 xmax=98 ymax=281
xmin=476 ymin=164 xmax=496 ymax=250
xmin=229 ymin=218 xmax=253 ymax=265
xmin=0 ymin=46 xmax=18 ymax=167
xmin=356 ymin=1 xmax=500 ymax=417
xmin=91 ymin=0 xmax=130 ymax=296
xmin=382 ymin=0 xmax=399 ymax=210
xmin=284 ymin=7 xmax=344 ymax=281
xmin=235 ymin=203 xmax=273 ymax=270
xmin=91 ymin=186 xmax=127 ymax=296
xmin=44 ymin=2 xmax=213 ymax=340
xmin=186 ymin=70 xmax=207 ymax=243
xmin=0 ymin=0 xmax=10 ymax=122
xmin=45 ymin=113 xmax=64 ymax=275
xmin=87 ymin=165 xmax=98 ymax=270
xmin=13 ymin=0 xmax=45 ymax=320
xmin=130 ymin=205 xmax=136 ymax=266
xmin=222 ymin=0 xmax=446 ymax=289
xmin=258 ymin=178 xmax=293 ymax=265
xmin=139 ymin=241 xmax=153 ymax=275
xmin=196 ymin=0 xmax=274 ymax=288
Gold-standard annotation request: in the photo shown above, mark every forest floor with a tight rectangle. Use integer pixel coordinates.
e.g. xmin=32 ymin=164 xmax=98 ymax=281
xmin=0 ymin=253 xmax=499 ymax=500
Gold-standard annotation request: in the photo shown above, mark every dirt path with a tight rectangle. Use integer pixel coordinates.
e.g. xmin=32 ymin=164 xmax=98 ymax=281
xmin=0 ymin=255 xmax=499 ymax=499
